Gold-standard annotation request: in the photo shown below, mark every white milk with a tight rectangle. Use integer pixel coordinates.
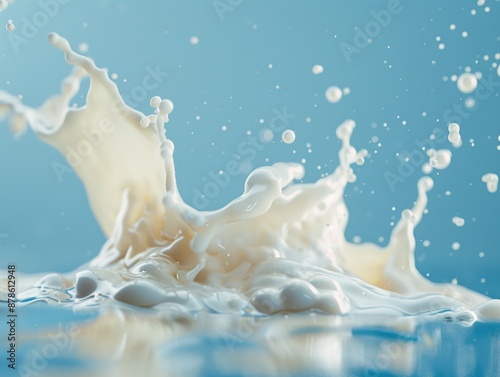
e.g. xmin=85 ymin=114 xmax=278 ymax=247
xmin=1 ymin=33 xmax=499 ymax=376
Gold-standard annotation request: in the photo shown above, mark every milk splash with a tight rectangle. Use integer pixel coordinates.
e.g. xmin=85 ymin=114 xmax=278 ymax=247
xmin=1 ymin=33 xmax=500 ymax=375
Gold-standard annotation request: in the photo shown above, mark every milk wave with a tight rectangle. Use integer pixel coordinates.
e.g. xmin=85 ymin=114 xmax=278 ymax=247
xmin=0 ymin=33 xmax=499 ymax=322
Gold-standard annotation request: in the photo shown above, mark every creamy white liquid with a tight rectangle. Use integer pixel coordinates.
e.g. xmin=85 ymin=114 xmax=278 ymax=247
xmin=1 ymin=32 xmax=499 ymax=318
xmin=1 ymin=33 xmax=500 ymax=376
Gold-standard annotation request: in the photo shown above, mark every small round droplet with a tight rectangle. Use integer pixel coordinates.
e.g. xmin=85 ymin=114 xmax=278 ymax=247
xmin=457 ymin=72 xmax=478 ymax=94
xmin=452 ymin=242 xmax=461 ymax=251
xmin=312 ymin=65 xmax=324 ymax=75
xmin=150 ymin=96 xmax=162 ymax=108
xmin=325 ymin=86 xmax=343 ymax=103
xmin=259 ymin=128 xmax=274 ymax=143
xmin=448 ymin=123 xmax=460 ymax=133
xmin=282 ymin=129 xmax=296 ymax=144
xmin=6 ymin=20 xmax=15 ymax=32
xmin=189 ymin=36 xmax=199 ymax=45
xmin=452 ymin=217 xmax=465 ymax=227
xmin=140 ymin=117 xmax=150 ymax=128
xmin=465 ymin=98 xmax=476 ymax=109
xmin=78 ymin=42 xmax=89 ymax=53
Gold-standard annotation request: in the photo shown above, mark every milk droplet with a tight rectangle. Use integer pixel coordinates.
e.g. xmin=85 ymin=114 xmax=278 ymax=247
xmin=325 ymin=86 xmax=343 ymax=103
xmin=159 ymin=99 xmax=174 ymax=114
xmin=312 ymin=65 xmax=324 ymax=74
xmin=427 ymin=149 xmax=452 ymax=170
xmin=282 ymin=130 xmax=296 ymax=144
xmin=259 ymin=128 xmax=274 ymax=143
xmin=422 ymin=163 xmax=433 ymax=174
xmin=452 ymin=217 xmax=465 ymax=227
xmin=448 ymin=123 xmax=460 ymax=133
xmin=465 ymin=98 xmax=476 ymax=109
xmin=481 ymin=173 xmax=499 ymax=193
xmin=447 ymin=123 xmax=462 ymax=148
xmin=189 ymin=36 xmax=199 ymax=45
xmin=78 ymin=42 xmax=89 ymax=53
xmin=150 ymin=96 xmax=162 ymax=108
xmin=6 ymin=20 xmax=14 ymax=32
xmin=452 ymin=242 xmax=461 ymax=251
xmin=450 ymin=24 xmax=456 ymax=31
xmin=140 ymin=117 xmax=150 ymax=128
xmin=0 ymin=0 xmax=8 ymax=11
xmin=457 ymin=73 xmax=478 ymax=94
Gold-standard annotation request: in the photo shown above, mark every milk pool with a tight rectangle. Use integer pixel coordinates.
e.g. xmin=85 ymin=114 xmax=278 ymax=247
xmin=1 ymin=1 xmax=500 ymax=376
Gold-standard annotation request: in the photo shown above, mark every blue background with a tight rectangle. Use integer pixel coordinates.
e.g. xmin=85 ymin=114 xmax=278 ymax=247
xmin=0 ymin=0 xmax=499 ymax=298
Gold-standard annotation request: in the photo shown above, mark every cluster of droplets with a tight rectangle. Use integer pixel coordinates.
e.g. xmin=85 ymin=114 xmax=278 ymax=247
xmin=140 ymin=96 xmax=174 ymax=131
xmin=448 ymin=123 xmax=462 ymax=148
xmin=422 ymin=149 xmax=452 ymax=174
xmin=481 ymin=173 xmax=499 ymax=193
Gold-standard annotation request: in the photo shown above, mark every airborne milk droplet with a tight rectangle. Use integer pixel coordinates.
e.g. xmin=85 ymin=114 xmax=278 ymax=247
xmin=427 ymin=149 xmax=452 ymax=170
xmin=312 ymin=65 xmax=324 ymax=74
xmin=325 ymin=86 xmax=342 ymax=103
xmin=448 ymin=123 xmax=462 ymax=148
xmin=78 ymin=42 xmax=89 ymax=53
xmin=481 ymin=173 xmax=499 ymax=193
xmin=282 ymin=129 xmax=295 ymax=144
xmin=6 ymin=20 xmax=14 ymax=32
xmin=452 ymin=216 xmax=465 ymax=227
xmin=457 ymin=72 xmax=478 ymax=94
xmin=189 ymin=35 xmax=199 ymax=45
